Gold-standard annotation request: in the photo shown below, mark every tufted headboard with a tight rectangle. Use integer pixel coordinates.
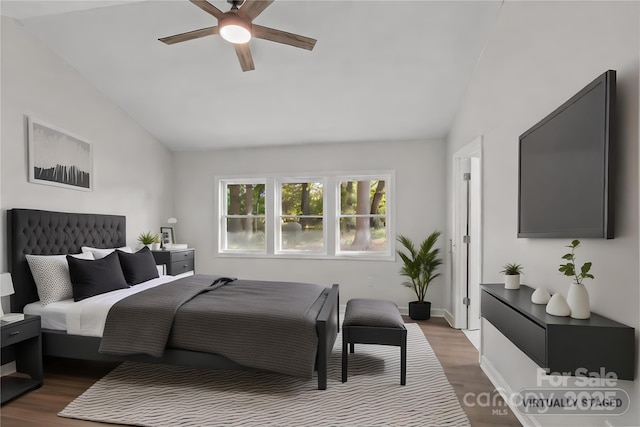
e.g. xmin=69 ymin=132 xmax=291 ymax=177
xmin=7 ymin=209 xmax=126 ymax=312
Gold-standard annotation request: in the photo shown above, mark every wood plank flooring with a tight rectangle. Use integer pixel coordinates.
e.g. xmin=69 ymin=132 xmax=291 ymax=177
xmin=1 ymin=317 xmax=521 ymax=427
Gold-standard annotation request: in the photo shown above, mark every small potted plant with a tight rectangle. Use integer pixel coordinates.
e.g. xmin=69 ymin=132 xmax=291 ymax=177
xmin=137 ymin=231 xmax=159 ymax=250
xmin=396 ymin=230 xmax=443 ymax=320
xmin=559 ymin=239 xmax=593 ymax=319
xmin=500 ymin=263 xmax=523 ymax=289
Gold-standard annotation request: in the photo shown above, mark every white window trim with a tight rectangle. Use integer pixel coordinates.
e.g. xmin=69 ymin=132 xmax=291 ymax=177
xmin=215 ymin=171 xmax=395 ymax=261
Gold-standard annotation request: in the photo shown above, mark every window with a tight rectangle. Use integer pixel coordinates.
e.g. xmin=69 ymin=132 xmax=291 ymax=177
xmin=217 ymin=172 xmax=393 ymax=259
xmin=338 ymin=179 xmax=387 ymax=254
xmin=220 ymin=180 xmax=266 ymax=253
xmin=278 ymin=181 xmax=325 ymax=253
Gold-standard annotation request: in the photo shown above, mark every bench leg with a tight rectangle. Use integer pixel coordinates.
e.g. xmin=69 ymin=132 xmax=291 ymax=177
xmin=350 ymin=342 xmax=355 ymax=353
xmin=342 ymin=327 xmax=348 ymax=382
xmin=400 ymin=328 xmax=407 ymax=385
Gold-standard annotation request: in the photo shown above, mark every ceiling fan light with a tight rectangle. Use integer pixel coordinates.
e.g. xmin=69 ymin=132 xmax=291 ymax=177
xmin=219 ymin=13 xmax=252 ymax=44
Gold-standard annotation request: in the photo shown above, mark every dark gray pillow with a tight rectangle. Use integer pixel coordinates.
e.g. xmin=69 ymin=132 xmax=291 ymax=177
xmin=67 ymin=251 xmax=128 ymax=301
xmin=117 ymin=246 xmax=159 ymax=285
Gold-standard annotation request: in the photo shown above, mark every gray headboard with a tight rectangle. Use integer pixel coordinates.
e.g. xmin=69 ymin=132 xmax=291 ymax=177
xmin=7 ymin=209 xmax=126 ymax=312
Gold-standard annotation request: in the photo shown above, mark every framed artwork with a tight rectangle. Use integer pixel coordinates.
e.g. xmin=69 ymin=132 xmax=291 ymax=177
xmin=28 ymin=117 xmax=92 ymax=191
xmin=160 ymin=227 xmax=175 ymax=247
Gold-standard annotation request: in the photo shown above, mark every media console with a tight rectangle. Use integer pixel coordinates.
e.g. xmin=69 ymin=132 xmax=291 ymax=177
xmin=481 ymin=284 xmax=635 ymax=380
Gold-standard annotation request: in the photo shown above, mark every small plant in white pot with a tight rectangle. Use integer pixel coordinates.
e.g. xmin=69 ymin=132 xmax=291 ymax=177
xmin=500 ymin=263 xmax=523 ymax=289
xmin=138 ymin=231 xmax=159 ymax=250
xmin=559 ymin=239 xmax=593 ymax=319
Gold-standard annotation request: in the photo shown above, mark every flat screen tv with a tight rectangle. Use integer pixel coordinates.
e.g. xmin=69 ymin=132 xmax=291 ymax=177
xmin=518 ymin=70 xmax=615 ymax=239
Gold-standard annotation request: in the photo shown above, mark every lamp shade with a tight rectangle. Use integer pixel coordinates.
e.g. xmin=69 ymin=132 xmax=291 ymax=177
xmin=219 ymin=13 xmax=252 ymax=44
xmin=1 ymin=273 xmax=15 ymax=297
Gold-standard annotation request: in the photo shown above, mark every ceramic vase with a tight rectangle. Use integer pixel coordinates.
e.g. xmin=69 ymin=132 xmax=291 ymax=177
xmin=531 ymin=287 xmax=551 ymax=304
xmin=567 ymin=283 xmax=590 ymax=319
xmin=546 ymin=293 xmax=570 ymax=317
xmin=504 ymin=275 xmax=521 ymax=290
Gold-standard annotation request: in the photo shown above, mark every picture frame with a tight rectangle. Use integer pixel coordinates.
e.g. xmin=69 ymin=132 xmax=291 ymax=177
xmin=28 ymin=117 xmax=93 ymax=191
xmin=160 ymin=227 xmax=175 ymax=247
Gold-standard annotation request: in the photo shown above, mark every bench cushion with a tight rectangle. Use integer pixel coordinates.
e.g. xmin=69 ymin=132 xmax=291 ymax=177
xmin=343 ymin=298 xmax=404 ymax=328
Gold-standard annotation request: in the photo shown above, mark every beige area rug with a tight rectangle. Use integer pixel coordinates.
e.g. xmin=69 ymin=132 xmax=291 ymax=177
xmin=59 ymin=324 xmax=470 ymax=426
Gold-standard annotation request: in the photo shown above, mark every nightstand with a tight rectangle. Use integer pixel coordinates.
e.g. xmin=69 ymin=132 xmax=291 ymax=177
xmin=152 ymin=248 xmax=195 ymax=276
xmin=1 ymin=314 xmax=43 ymax=404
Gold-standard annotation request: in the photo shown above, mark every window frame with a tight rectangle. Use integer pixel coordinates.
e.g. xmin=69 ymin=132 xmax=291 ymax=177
xmin=215 ymin=171 xmax=395 ymax=260
xmin=275 ymin=177 xmax=328 ymax=255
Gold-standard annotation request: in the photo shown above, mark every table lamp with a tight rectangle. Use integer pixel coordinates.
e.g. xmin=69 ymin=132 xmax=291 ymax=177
xmin=1 ymin=273 xmax=23 ymax=322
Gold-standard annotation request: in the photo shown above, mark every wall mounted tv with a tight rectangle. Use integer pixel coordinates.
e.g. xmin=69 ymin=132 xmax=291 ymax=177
xmin=518 ymin=70 xmax=615 ymax=239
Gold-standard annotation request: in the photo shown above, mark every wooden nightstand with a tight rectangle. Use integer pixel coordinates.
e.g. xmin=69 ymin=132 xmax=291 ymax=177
xmin=152 ymin=248 xmax=195 ymax=276
xmin=1 ymin=314 xmax=43 ymax=404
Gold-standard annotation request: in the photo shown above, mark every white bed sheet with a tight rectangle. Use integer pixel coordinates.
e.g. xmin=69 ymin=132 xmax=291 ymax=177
xmin=24 ymin=275 xmax=177 ymax=337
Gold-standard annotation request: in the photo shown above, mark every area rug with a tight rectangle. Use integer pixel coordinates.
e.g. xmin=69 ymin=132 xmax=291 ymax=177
xmin=59 ymin=324 xmax=470 ymax=426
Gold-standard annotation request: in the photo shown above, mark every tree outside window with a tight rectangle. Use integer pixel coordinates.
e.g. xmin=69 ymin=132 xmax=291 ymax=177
xmin=223 ymin=182 xmax=266 ymax=251
xmin=339 ymin=179 xmax=387 ymax=252
xmin=279 ymin=182 xmax=324 ymax=252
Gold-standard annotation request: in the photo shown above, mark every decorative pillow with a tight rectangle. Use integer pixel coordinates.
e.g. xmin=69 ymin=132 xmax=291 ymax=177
xmin=81 ymin=246 xmax=133 ymax=259
xmin=67 ymin=251 xmax=129 ymax=302
xmin=117 ymin=246 xmax=159 ymax=286
xmin=26 ymin=252 xmax=95 ymax=305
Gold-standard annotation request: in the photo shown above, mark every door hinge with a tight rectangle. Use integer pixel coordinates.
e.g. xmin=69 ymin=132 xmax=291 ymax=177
xmin=463 ymin=297 xmax=471 ymax=306
xmin=463 ymin=235 xmax=471 ymax=244
xmin=463 ymin=173 xmax=471 ymax=181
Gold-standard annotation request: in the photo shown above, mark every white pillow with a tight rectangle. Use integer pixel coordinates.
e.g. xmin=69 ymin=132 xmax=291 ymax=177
xmin=81 ymin=246 xmax=132 ymax=259
xmin=25 ymin=252 xmax=95 ymax=305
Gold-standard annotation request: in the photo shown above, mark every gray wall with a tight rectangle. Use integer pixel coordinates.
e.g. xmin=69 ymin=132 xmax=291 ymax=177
xmin=173 ymin=139 xmax=447 ymax=312
xmin=446 ymin=2 xmax=639 ymax=425
xmin=1 ymin=16 xmax=174 ymax=272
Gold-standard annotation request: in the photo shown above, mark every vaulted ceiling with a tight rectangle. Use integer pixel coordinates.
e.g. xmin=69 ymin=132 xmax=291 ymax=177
xmin=1 ymin=1 xmax=502 ymax=150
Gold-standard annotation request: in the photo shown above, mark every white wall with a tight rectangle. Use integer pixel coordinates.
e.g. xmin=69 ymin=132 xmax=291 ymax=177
xmin=173 ymin=139 xmax=446 ymax=312
xmin=1 ymin=16 xmax=175 ymax=274
xmin=446 ymin=2 xmax=639 ymax=426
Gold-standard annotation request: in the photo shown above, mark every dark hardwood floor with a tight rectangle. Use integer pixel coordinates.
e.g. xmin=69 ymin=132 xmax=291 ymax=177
xmin=1 ymin=317 xmax=521 ymax=427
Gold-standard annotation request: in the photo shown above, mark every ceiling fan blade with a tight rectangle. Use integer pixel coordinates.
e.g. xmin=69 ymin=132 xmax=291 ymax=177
xmin=238 ymin=0 xmax=274 ymax=21
xmin=234 ymin=43 xmax=255 ymax=72
xmin=159 ymin=26 xmax=219 ymax=45
xmin=253 ymin=25 xmax=316 ymax=51
xmin=188 ymin=0 xmax=224 ymax=19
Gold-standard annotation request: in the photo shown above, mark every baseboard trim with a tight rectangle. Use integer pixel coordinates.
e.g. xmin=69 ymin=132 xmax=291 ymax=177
xmin=1 ymin=361 xmax=16 ymax=377
xmin=480 ymin=355 xmax=540 ymax=427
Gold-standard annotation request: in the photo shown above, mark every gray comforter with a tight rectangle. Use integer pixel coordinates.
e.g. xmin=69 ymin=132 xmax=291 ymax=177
xmin=99 ymin=274 xmax=327 ymax=378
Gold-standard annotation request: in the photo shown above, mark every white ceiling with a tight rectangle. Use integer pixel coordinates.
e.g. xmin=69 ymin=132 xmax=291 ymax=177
xmin=1 ymin=0 xmax=503 ymax=151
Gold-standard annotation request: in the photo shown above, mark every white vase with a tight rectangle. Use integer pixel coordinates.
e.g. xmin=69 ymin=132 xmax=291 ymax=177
xmin=567 ymin=283 xmax=590 ymax=319
xmin=546 ymin=293 xmax=571 ymax=317
xmin=504 ymin=275 xmax=520 ymax=289
xmin=531 ymin=287 xmax=551 ymax=304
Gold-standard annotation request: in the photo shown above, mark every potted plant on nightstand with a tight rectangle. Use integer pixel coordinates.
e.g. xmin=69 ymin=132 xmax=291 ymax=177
xmin=138 ymin=231 xmax=159 ymax=250
xmin=500 ymin=263 xmax=523 ymax=289
xmin=396 ymin=230 xmax=443 ymax=320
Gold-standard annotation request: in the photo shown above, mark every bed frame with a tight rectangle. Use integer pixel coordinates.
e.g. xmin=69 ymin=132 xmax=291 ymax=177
xmin=7 ymin=208 xmax=339 ymax=390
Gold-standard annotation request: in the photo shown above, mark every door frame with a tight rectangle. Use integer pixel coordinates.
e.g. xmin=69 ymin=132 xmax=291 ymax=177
xmin=451 ymin=136 xmax=483 ymax=329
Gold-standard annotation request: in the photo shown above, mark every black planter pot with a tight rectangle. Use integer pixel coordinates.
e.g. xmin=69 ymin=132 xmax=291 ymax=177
xmin=408 ymin=301 xmax=431 ymax=320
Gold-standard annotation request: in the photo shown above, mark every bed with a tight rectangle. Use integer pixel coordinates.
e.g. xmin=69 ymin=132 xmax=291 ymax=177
xmin=8 ymin=208 xmax=339 ymax=390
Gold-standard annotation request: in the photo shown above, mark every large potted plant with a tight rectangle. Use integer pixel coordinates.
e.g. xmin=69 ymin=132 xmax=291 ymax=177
xmin=396 ymin=230 xmax=443 ymax=320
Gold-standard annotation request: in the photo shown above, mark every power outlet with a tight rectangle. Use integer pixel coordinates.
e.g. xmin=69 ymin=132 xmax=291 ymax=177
xmin=367 ymin=276 xmax=375 ymax=287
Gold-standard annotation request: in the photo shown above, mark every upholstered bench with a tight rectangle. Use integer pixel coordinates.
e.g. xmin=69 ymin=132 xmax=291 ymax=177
xmin=341 ymin=298 xmax=407 ymax=385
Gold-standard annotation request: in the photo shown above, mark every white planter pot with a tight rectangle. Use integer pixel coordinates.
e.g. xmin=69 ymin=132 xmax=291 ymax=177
xmin=504 ymin=275 xmax=521 ymax=289
xmin=546 ymin=293 xmax=571 ymax=317
xmin=567 ymin=283 xmax=591 ymax=319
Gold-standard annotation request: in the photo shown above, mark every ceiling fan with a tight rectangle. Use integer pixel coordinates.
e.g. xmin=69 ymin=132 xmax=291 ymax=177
xmin=159 ymin=0 xmax=317 ymax=72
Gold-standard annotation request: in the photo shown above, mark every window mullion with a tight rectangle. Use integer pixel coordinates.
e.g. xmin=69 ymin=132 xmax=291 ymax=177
xmin=265 ymin=178 xmax=276 ymax=255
